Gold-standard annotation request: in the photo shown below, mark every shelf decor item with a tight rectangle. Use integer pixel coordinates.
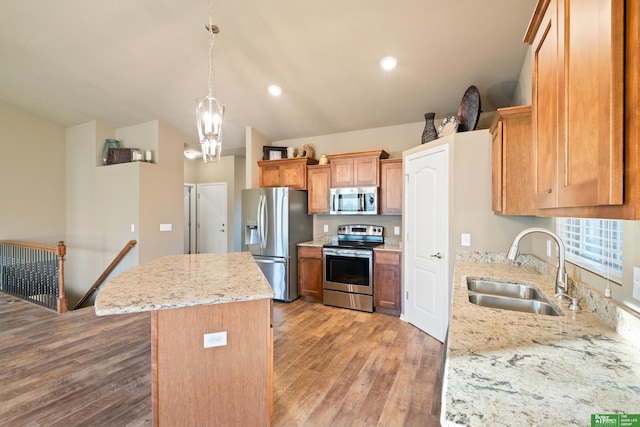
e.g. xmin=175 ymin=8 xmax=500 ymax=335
xmin=438 ymin=115 xmax=459 ymax=138
xmin=457 ymin=85 xmax=481 ymax=132
xmin=421 ymin=112 xmax=438 ymax=144
xmin=101 ymin=139 xmax=120 ymax=165
xmin=262 ymin=146 xmax=288 ymax=160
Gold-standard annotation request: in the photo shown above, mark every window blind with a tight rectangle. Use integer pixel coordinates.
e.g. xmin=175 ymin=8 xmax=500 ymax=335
xmin=556 ymin=218 xmax=623 ymax=283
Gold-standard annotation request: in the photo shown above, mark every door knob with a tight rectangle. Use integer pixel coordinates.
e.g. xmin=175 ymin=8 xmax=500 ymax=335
xmin=430 ymin=252 xmax=443 ymax=259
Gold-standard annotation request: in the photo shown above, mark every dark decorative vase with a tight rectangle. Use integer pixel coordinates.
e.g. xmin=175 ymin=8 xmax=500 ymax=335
xmin=101 ymin=139 xmax=120 ymax=165
xmin=421 ymin=113 xmax=438 ymax=144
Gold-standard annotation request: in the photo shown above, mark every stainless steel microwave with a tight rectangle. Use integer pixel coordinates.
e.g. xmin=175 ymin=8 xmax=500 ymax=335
xmin=329 ymin=187 xmax=378 ymax=215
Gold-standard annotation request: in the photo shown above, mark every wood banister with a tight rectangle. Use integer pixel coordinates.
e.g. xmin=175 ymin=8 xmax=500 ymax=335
xmin=74 ymin=240 xmax=137 ymax=310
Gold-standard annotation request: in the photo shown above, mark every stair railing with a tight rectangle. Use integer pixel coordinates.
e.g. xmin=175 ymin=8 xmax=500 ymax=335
xmin=74 ymin=240 xmax=137 ymax=310
xmin=0 ymin=240 xmax=67 ymax=313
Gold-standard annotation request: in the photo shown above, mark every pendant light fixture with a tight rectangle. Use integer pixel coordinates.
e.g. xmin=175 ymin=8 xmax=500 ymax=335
xmin=195 ymin=0 xmax=225 ymax=163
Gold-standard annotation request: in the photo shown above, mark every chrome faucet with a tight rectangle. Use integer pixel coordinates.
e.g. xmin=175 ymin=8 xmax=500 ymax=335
xmin=506 ymin=228 xmax=579 ymax=310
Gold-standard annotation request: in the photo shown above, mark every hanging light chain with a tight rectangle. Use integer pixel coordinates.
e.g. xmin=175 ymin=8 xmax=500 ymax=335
xmin=207 ymin=0 xmax=217 ymax=96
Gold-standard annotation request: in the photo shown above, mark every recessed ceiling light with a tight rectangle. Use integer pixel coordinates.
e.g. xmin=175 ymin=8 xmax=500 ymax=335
xmin=380 ymin=56 xmax=398 ymax=71
xmin=268 ymin=85 xmax=282 ymax=96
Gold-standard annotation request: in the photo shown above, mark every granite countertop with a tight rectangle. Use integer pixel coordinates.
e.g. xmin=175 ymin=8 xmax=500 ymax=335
xmin=95 ymin=252 xmax=274 ymax=316
xmin=443 ymin=260 xmax=640 ymax=426
xmin=373 ymin=243 xmax=401 ymax=252
xmin=298 ymin=240 xmax=326 ymax=247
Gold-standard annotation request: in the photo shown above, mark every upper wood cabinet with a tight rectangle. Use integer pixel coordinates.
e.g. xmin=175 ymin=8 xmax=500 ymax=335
xmin=258 ymin=157 xmax=318 ymax=190
xmin=307 ymin=165 xmax=331 ymax=214
xmin=525 ymin=0 xmax=624 ymax=210
xmin=326 ymin=150 xmax=389 ymax=188
xmin=379 ymin=159 xmax=403 ymax=215
xmin=490 ymin=106 xmax=535 ymax=215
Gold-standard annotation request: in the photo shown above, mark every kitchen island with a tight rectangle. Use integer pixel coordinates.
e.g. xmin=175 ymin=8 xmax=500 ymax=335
xmin=95 ymin=252 xmax=275 ymax=427
xmin=442 ymin=258 xmax=640 ymax=426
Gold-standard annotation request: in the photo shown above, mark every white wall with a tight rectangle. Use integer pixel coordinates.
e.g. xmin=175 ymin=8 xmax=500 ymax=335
xmin=246 ymin=127 xmax=270 ymax=189
xmin=0 ymin=102 xmax=66 ymax=244
xmin=66 ymin=119 xmax=184 ymax=307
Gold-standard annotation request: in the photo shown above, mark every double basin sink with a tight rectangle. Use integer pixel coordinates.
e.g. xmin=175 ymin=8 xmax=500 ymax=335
xmin=466 ymin=277 xmax=562 ymax=316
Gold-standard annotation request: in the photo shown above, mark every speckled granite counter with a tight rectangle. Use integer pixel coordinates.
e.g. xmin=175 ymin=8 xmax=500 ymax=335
xmin=297 ymin=240 xmax=326 ymax=247
xmin=95 ymin=251 xmax=274 ymax=316
xmin=373 ymin=243 xmax=401 ymax=252
xmin=442 ymin=260 xmax=640 ymax=426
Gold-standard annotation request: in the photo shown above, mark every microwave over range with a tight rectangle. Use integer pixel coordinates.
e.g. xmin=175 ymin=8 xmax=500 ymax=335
xmin=329 ymin=186 xmax=378 ymax=215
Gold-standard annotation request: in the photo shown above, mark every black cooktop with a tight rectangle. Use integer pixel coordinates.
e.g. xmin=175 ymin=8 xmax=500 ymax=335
xmin=323 ymin=224 xmax=384 ymax=250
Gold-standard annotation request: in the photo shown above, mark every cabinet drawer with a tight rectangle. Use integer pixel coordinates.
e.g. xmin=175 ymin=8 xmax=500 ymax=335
xmin=298 ymin=246 xmax=322 ymax=259
xmin=375 ymin=250 xmax=400 ymax=265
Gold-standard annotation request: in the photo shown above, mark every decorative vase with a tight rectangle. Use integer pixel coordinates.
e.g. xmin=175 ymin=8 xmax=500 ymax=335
xmin=421 ymin=113 xmax=438 ymax=144
xmin=101 ymin=139 xmax=120 ymax=165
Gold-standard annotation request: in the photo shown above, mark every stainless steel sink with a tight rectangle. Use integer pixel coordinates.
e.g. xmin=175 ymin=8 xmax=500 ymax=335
xmin=467 ymin=293 xmax=561 ymax=316
xmin=465 ymin=277 xmax=562 ymax=316
xmin=467 ymin=278 xmax=545 ymax=300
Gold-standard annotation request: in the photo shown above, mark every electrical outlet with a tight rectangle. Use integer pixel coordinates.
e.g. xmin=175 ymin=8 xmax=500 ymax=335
xmin=323 ymin=224 xmax=329 ymax=232
xmin=204 ymin=331 xmax=227 ymax=348
xmin=546 ymin=240 xmax=552 ymax=257
xmin=394 ymin=226 xmax=400 ymax=235
xmin=160 ymin=223 xmax=172 ymax=231
xmin=633 ymin=267 xmax=640 ymax=301
xmin=130 ymin=224 xmax=135 ymax=233
xmin=461 ymin=233 xmax=471 ymax=247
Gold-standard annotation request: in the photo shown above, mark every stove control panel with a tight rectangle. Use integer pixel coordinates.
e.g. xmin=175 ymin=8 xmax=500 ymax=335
xmin=337 ymin=224 xmax=384 ymax=237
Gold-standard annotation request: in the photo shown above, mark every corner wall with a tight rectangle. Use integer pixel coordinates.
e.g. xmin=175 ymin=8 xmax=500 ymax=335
xmin=0 ymin=102 xmax=66 ymax=244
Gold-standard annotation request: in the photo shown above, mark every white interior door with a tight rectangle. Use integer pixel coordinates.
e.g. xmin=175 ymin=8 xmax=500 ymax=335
xmin=184 ymin=184 xmax=196 ymax=254
xmin=197 ymin=182 xmax=228 ymax=253
xmin=404 ymin=144 xmax=449 ymax=343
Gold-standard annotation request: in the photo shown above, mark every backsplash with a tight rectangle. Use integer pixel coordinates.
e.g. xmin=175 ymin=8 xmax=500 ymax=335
xmin=456 ymin=250 xmax=640 ymax=349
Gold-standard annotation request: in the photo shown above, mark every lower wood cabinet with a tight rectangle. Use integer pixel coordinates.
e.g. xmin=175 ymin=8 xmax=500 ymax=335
xmin=374 ymin=250 xmax=401 ymax=316
xmin=297 ymin=246 xmax=323 ymax=301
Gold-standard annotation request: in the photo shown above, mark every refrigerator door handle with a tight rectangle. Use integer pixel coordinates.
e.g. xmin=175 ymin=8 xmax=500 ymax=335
xmin=258 ymin=194 xmax=268 ymax=249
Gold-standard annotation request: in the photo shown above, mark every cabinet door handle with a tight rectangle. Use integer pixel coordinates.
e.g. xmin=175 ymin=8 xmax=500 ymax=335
xmin=430 ymin=252 xmax=443 ymax=259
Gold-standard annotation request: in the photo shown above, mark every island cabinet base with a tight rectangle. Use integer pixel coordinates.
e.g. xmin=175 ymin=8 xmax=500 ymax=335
xmin=151 ymin=298 xmax=272 ymax=426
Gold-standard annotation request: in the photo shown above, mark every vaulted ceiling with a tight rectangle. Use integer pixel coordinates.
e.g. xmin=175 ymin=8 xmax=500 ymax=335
xmin=0 ymin=0 xmax=537 ymax=155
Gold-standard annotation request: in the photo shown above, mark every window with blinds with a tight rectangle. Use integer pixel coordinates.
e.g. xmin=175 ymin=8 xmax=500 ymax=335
xmin=556 ymin=218 xmax=623 ymax=283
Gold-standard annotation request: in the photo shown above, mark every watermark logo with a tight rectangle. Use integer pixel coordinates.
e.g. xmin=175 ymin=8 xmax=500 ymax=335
xmin=591 ymin=414 xmax=640 ymax=427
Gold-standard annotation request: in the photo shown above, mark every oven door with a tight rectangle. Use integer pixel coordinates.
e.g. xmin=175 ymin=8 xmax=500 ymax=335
xmin=322 ymin=248 xmax=373 ymax=295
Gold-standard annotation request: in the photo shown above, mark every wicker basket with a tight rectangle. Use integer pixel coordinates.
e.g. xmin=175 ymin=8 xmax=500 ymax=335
xmin=106 ymin=148 xmax=133 ymax=165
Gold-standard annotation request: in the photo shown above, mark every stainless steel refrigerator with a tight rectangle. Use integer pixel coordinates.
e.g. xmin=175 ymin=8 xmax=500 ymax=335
xmin=241 ymin=187 xmax=313 ymax=302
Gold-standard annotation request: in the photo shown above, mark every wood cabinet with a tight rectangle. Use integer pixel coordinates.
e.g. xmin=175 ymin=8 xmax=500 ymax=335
xmin=374 ymin=250 xmax=401 ymax=316
xmin=525 ymin=0 xmax=624 ymax=210
xmin=307 ymin=165 xmax=331 ymax=214
xmin=297 ymin=246 xmax=323 ymax=302
xmin=379 ymin=159 xmax=403 ymax=215
xmin=490 ymin=106 xmax=535 ymax=215
xmin=326 ymin=150 xmax=389 ymax=188
xmin=258 ymin=157 xmax=318 ymax=190
xmin=152 ymin=299 xmax=272 ymax=426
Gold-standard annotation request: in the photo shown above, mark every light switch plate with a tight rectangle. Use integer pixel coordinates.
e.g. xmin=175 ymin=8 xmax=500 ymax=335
xmin=633 ymin=267 xmax=640 ymax=301
xmin=159 ymin=223 xmax=172 ymax=231
xmin=323 ymin=224 xmax=329 ymax=233
xmin=394 ymin=226 xmax=400 ymax=235
xmin=461 ymin=233 xmax=471 ymax=247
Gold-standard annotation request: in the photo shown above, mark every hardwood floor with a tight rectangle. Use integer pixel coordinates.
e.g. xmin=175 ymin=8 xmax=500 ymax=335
xmin=0 ymin=294 xmax=444 ymax=426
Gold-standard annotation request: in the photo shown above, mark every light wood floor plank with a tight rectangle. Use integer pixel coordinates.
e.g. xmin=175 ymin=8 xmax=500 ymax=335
xmin=0 ymin=293 xmax=444 ymax=426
